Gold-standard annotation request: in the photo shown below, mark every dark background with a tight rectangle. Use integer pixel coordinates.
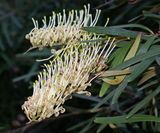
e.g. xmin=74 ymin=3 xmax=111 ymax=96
xmin=0 ymin=0 xmax=159 ymax=132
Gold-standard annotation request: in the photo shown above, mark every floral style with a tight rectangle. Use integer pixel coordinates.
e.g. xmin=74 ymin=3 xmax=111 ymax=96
xmin=25 ymin=4 xmax=108 ymax=49
xmin=22 ymin=38 xmax=115 ymax=121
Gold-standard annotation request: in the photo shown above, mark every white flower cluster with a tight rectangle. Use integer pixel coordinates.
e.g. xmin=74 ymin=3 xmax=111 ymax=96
xmin=22 ymin=39 xmax=115 ymax=121
xmin=25 ymin=4 xmax=105 ymax=49
xmin=22 ymin=4 xmax=115 ymax=122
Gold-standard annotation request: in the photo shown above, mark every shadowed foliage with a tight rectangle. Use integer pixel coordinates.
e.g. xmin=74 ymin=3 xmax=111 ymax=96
xmin=0 ymin=0 xmax=160 ymax=132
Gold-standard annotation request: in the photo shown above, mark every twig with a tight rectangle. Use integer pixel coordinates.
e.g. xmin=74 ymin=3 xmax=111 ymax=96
xmin=4 ymin=107 xmax=108 ymax=133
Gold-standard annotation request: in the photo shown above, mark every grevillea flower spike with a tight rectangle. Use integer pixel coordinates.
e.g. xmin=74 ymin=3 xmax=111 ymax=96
xmin=22 ymin=38 xmax=115 ymax=121
xmin=25 ymin=4 xmax=108 ymax=49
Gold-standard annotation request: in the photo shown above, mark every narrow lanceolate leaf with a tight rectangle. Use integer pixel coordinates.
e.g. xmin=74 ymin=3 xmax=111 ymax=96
xmin=128 ymin=58 xmax=154 ymax=82
xmin=100 ymin=69 xmax=131 ymax=77
xmin=110 ymin=41 xmax=131 ymax=68
xmin=103 ymin=76 xmax=125 ymax=85
xmin=99 ymin=82 xmax=110 ymax=97
xmin=127 ymin=85 xmax=160 ymax=118
xmin=99 ymin=41 xmax=131 ymax=97
xmin=124 ymin=33 xmax=141 ymax=61
xmin=83 ymin=26 xmax=149 ymax=40
xmin=104 ymin=33 xmax=141 ymax=85
xmin=137 ymin=35 xmax=156 ymax=55
xmin=143 ymin=12 xmax=160 ymax=20
xmin=67 ymin=119 xmax=91 ymax=132
xmin=127 ymin=36 xmax=156 ymax=82
xmin=114 ymin=46 xmax=160 ymax=70
xmin=111 ymin=78 xmax=128 ymax=105
xmin=111 ymin=24 xmax=153 ymax=34
xmin=139 ymin=80 xmax=159 ymax=91
xmin=99 ymin=41 xmax=132 ymax=96
xmin=94 ymin=115 xmax=160 ymax=125
xmin=97 ymin=124 xmax=106 ymax=133
xmin=96 ymin=90 xmax=115 ymax=109
xmin=138 ymin=68 xmax=156 ymax=85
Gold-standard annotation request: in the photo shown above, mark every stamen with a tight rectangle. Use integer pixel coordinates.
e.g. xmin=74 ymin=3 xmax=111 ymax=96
xmin=26 ymin=4 xmax=103 ymax=49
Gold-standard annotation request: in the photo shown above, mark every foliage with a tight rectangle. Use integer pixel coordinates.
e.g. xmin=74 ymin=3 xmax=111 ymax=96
xmin=0 ymin=0 xmax=160 ymax=133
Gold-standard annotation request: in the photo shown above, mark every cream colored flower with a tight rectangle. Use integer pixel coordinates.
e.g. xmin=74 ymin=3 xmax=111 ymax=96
xmin=25 ymin=4 xmax=108 ymax=49
xmin=22 ymin=38 xmax=115 ymax=121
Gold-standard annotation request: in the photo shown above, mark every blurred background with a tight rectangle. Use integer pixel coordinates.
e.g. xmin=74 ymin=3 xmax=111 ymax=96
xmin=0 ymin=0 xmax=159 ymax=132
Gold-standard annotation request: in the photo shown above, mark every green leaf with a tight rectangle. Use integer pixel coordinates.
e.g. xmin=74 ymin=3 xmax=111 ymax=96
xmin=111 ymin=41 xmax=131 ymax=68
xmin=111 ymin=78 xmax=128 ymax=105
xmin=94 ymin=115 xmax=160 ymax=125
xmin=99 ymin=41 xmax=131 ymax=97
xmin=128 ymin=58 xmax=154 ymax=82
xmin=95 ymin=90 xmax=115 ymax=109
xmin=99 ymin=82 xmax=110 ymax=97
xmin=127 ymin=85 xmax=160 ymax=118
xmin=17 ymin=49 xmax=52 ymax=57
xmin=139 ymin=80 xmax=159 ymax=91
xmin=111 ymin=24 xmax=153 ymax=34
xmin=153 ymin=38 xmax=160 ymax=44
xmin=78 ymin=117 xmax=95 ymax=133
xmin=113 ymin=46 xmax=160 ymax=70
xmin=13 ymin=72 xmax=37 ymax=82
xmin=67 ymin=119 xmax=90 ymax=132
xmin=82 ymin=26 xmax=150 ymax=40
xmin=137 ymin=35 xmax=156 ymax=55
xmin=97 ymin=124 xmax=106 ymax=133
xmin=78 ymin=122 xmax=94 ymax=133
xmin=143 ymin=12 xmax=160 ymax=21
xmin=24 ymin=62 xmax=40 ymax=82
